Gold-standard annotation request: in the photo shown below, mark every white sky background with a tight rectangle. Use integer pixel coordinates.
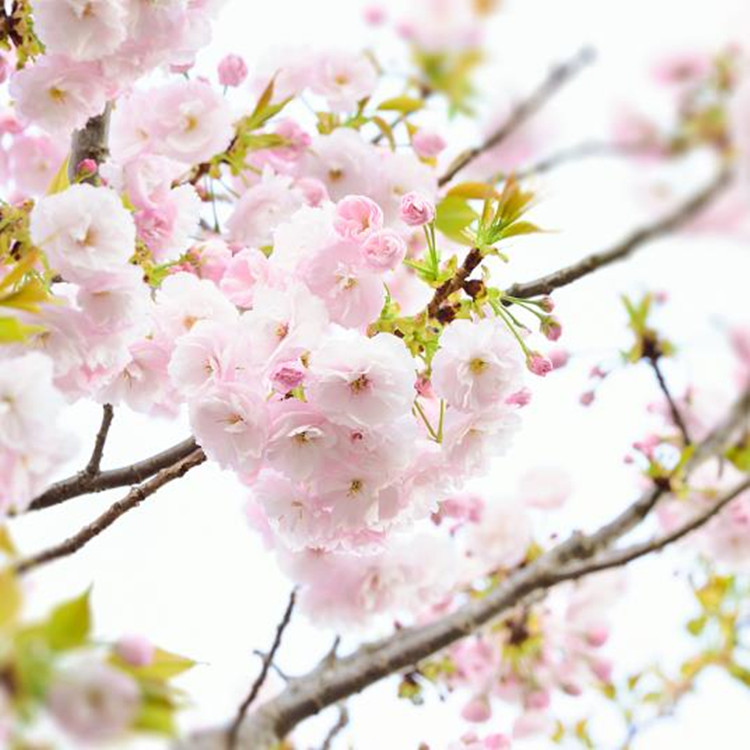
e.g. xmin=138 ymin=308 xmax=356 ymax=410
xmin=9 ymin=0 xmax=750 ymax=748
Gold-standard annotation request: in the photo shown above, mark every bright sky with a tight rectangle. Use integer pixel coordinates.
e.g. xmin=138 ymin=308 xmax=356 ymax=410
xmin=10 ymin=0 xmax=750 ymax=748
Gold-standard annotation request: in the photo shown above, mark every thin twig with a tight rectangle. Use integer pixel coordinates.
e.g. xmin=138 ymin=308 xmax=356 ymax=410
xmin=85 ymin=404 xmax=115 ymax=476
xmin=555 ymin=476 xmax=750 ymax=580
xmin=227 ymin=590 xmax=298 ymax=749
xmin=27 ymin=437 xmax=199 ymax=512
xmin=504 ymin=167 xmax=733 ymax=300
xmin=426 ymin=246 xmax=482 ymax=319
xmin=648 ymin=357 xmax=692 ymax=446
xmin=14 ymin=450 xmax=206 ymax=575
xmin=437 ymin=47 xmax=595 ymax=187
xmin=317 ymin=704 xmax=349 ymax=750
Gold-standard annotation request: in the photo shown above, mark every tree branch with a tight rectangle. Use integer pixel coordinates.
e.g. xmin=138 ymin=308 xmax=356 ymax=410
xmin=177 ymin=390 xmax=748 ymax=750
xmin=68 ymin=103 xmax=113 ymax=182
xmin=14 ymin=449 xmax=206 ymax=575
xmin=504 ymin=167 xmax=733 ymax=300
xmin=317 ymin=704 xmax=349 ymax=750
xmin=437 ymin=47 xmax=595 ymax=187
xmin=85 ymin=404 xmax=115 ymax=476
xmin=227 ymin=590 xmax=297 ymax=749
xmin=27 ymin=437 xmax=199 ymax=513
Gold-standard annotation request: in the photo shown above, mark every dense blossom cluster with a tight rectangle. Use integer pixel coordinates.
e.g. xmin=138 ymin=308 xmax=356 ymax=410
xmin=0 ymin=0 xmax=748 ymax=747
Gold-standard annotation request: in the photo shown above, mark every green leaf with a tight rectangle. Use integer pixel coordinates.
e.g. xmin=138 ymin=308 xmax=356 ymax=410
xmin=0 ymin=277 xmax=50 ymax=313
xmin=113 ymin=648 xmax=195 ymax=682
xmin=44 ymin=589 xmax=92 ymax=651
xmin=447 ymin=182 xmax=500 ymax=200
xmin=686 ymin=615 xmax=707 ymax=636
xmin=497 ymin=220 xmax=541 ymax=240
xmin=0 ymin=568 xmax=22 ymax=630
xmin=0 ymin=526 xmax=16 ymax=557
xmin=727 ymin=442 xmax=750 ymax=472
xmin=371 ymin=116 xmax=396 ymax=150
xmin=46 ymin=157 xmax=70 ymax=195
xmin=134 ymin=701 xmax=177 ymax=736
xmin=0 ymin=316 xmax=44 ymax=343
xmin=377 ymin=96 xmax=424 ymax=115
xmin=435 ymin=196 xmax=478 ymax=245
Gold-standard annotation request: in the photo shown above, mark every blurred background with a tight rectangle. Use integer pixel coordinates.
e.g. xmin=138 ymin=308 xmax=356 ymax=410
xmin=10 ymin=0 xmax=750 ymax=747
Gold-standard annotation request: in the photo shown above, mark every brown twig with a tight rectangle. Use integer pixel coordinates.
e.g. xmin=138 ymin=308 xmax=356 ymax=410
xmin=317 ymin=704 xmax=349 ymax=750
xmin=504 ymin=167 xmax=733 ymax=300
xmin=426 ymin=246 xmax=482 ymax=319
xmin=27 ymin=437 xmax=199 ymax=512
xmin=227 ymin=590 xmax=297 ymax=749
xmin=437 ymin=47 xmax=595 ymax=187
xmin=85 ymin=404 xmax=115 ymax=476
xmin=14 ymin=449 xmax=206 ymax=575
xmin=648 ymin=357 xmax=692 ymax=446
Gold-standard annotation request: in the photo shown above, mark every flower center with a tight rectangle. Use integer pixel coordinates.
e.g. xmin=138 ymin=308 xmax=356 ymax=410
xmin=349 ymin=374 xmax=370 ymax=394
xmin=469 ymin=357 xmax=488 ymax=374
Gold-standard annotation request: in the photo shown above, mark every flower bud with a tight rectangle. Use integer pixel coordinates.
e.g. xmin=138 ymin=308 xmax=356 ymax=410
xmin=527 ymin=353 xmax=552 ymax=377
xmin=218 ymin=54 xmax=248 ymax=87
xmin=399 ymin=191 xmax=436 ymax=226
xmin=412 ymin=129 xmax=447 ymax=159
xmin=540 ymin=316 xmax=562 ymax=341
xmin=115 ymin=635 xmax=155 ymax=667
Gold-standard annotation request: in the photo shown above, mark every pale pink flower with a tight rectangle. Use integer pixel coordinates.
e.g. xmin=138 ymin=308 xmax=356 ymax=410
xmin=296 ymin=177 xmax=329 ymax=207
xmin=168 ymin=319 xmax=247 ymax=397
xmin=271 ymin=204 xmax=339 ymax=270
xmin=311 ymin=51 xmax=378 ymax=112
xmin=117 ymin=79 xmax=234 ymax=165
xmin=189 ymin=383 xmax=269 ymax=474
xmin=307 ymin=329 xmax=416 ymax=428
xmin=153 ymin=272 xmax=238 ymax=342
xmin=461 ymin=696 xmax=492 ymax=723
xmin=463 ymin=497 xmax=532 ymax=572
xmin=227 ymin=171 xmax=304 ymax=248
xmin=192 ymin=239 xmax=233 ymax=283
xmin=34 ymin=0 xmax=129 ymax=61
xmin=30 ymin=185 xmax=136 ymax=290
xmin=219 ymin=248 xmax=274 ymax=308
xmin=412 ymin=129 xmax=447 ymax=159
xmin=399 ymin=191 xmax=436 ymax=226
xmin=7 ymin=133 xmax=65 ymax=196
xmin=218 ymin=53 xmax=248 ymax=87
xmin=47 ymin=663 xmax=140 ymax=743
xmin=334 ymin=195 xmax=384 ymax=242
xmin=377 ymin=151 xmax=437 ymax=222
xmin=432 ymin=319 xmax=525 ymax=412
xmin=360 ymin=229 xmax=407 ymax=272
xmin=299 ymin=240 xmax=386 ymax=329
xmin=10 ymin=56 xmax=108 ymax=135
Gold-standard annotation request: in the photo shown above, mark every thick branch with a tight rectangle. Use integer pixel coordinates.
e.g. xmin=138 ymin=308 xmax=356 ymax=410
xmin=178 ymin=390 xmax=748 ymax=750
xmin=68 ymin=103 xmax=113 ymax=182
xmin=14 ymin=449 xmax=206 ymax=575
xmin=504 ymin=167 xmax=732 ymax=299
xmin=227 ymin=590 xmax=297 ymax=749
xmin=438 ymin=47 xmax=595 ymax=187
xmin=27 ymin=437 xmax=198 ymax=512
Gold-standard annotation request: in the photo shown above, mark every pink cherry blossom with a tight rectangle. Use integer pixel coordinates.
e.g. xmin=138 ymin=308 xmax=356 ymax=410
xmin=306 ymin=329 xmax=416 ymax=428
xmin=311 ymin=51 xmax=378 ymax=112
xmin=47 ymin=663 xmax=140 ymax=743
xmin=30 ymin=184 xmax=136 ymax=290
xmin=412 ymin=129 xmax=447 ymax=159
xmin=333 ymin=195 xmax=384 ymax=242
xmin=219 ymin=248 xmax=274 ymax=309
xmin=399 ymin=191 xmax=436 ymax=226
xmin=432 ymin=319 xmax=525 ymax=412
xmin=360 ymin=229 xmax=407 ymax=272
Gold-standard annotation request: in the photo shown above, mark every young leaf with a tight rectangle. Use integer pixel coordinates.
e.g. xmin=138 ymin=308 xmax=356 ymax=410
xmin=44 ymin=588 xmax=92 ymax=651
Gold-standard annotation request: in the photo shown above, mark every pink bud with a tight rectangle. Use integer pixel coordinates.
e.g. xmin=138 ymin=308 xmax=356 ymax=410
xmin=115 ymin=635 xmax=155 ymax=667
xmin=505 ymin=387 xmax=532 ymax=407
xmin=76 ymin=158 xmax=98 ymax=177
xmin=218 ymin=54 xmax=248 ymax=87
xmin=525 ymin=690 xmax=550 ymax=710
xmin=591 ymin=658 xmax=613 ymax=682
xmin=461 ymin=696 xmax=492 ymax=723
xmin=412 ymin=129 xmax=447 ymax=159
xmin=296 ymin=177 xmax=329 ymax=207
xmin=548 ymin=348 xmax=569 ymax=369
xmin=586 ymin=625 xmax=609 ymax=648
xmin=579 ymin=390 xmax=595 ymax=407
xmin=484 ymin=736 xmax=512 ymax=750
xmin=539 ymin=296 xmax=554 ymax=313
xmin=363 ymin=4 xmax=386 ymax=24
xmin=399 ymin=191 xmax=436 ymax=226
xmin=170 ymin=62 xmax=194 ymax=75
xmin=270 ymin=363 xmax=306 ymax=394
xmin=527 ymin=353 xmax=552 ymax=377
xmin=540 ymin=316 xmax=562 ymax=341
